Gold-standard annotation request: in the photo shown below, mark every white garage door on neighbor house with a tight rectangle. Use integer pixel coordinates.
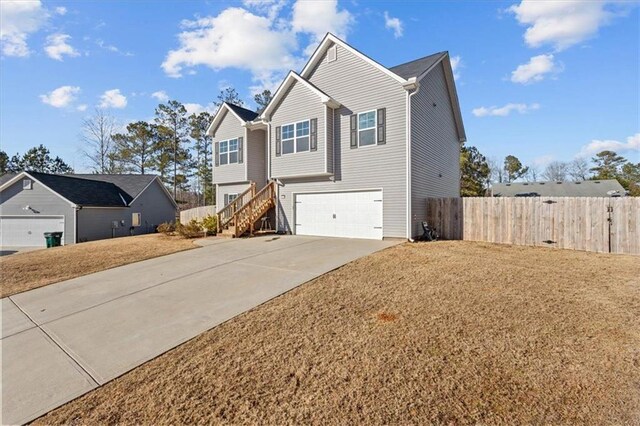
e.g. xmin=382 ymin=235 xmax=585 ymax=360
xmin=0 ymin=216 xmax=65 ymax=247
xmin=294 ymin=190 xmax=383 ymax=240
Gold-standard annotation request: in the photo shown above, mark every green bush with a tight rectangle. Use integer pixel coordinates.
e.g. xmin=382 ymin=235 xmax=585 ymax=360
xmin=201 ymin=215 xmax=217 ymax=235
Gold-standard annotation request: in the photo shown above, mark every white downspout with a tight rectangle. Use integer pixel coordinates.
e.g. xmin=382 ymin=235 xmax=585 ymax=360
xmin=406 ymin=82 xmax=421 ymax=241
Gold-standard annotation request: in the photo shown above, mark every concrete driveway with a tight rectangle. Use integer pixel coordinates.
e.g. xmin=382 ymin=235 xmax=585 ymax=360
xmin=0 ymin=246 xmax=43 ymax=257
xmin=1 ymin=235 xmax=399 ymax=424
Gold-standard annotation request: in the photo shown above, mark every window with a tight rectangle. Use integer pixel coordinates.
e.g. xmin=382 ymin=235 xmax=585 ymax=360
xmin=327 ymin=45 xmax=337 ymax=63
xmin=224 ymin=193 xmax=238 ymax=206
xmin=132 ymin=213 xmax=141 ymax=227
xmin=23 ymin=179 xmax=32 ymax=190
xmin=358 ymin=111 xmax=376 ymax=146
xmin=219 ymin=138 xmax=239 ymax=165
xmin=281 ymin=120 xmax=310 ymax=155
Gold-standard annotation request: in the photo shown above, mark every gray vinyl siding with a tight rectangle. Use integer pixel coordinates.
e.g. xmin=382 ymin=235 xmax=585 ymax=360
xmin=77 ymin=178 xmax=176 ymax=241
xmin=76 ymin=207 xmax=129 ymax=241
xmin=0 ymin=178 xmax=76 ymax=244
xmin=216 ymin=182 xmax=252 ymax=211
xmin=277 ymin=42 xmax=407 ymax=238
xmin=128 ymin=179 xmax=177 ymax=232
xmin=246 ymin=129 xmax=267 ymax=188
xmin=212 ymin=110 xmax=247 ymax=184
xmin=325 ymin=105 xmax=334 ymax=174
xmin=270 ymin=81 xmax=326 ymax=178
xmin=410 ymin=62 xmax=461 ymax=237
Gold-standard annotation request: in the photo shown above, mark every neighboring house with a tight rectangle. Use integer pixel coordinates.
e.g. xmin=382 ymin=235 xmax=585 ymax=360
xmin=0 ymin=172 xmax=177 ymax=246
xmin=492 ymin=180 xmax=627 ymax=197
xmin=208 ymin=33 xmax=465 ymax=240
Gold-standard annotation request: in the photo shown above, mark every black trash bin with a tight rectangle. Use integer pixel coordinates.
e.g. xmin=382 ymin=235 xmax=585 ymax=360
xmin=51 ymin=232 xmax=63 ymax=247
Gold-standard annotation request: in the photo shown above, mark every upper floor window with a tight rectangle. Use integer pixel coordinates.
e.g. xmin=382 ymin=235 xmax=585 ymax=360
xmin=219 ymin=138 xmax=239 ymax=165
xmin=358 ymin=111 xmax=376 ymax=146
xmin=281 ymin=120 xmax=310 ymax=154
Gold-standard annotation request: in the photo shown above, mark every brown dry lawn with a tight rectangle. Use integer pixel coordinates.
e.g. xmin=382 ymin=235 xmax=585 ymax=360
xmin=36 ymin=242 xmax=640 ymax=425
xmin=1 ymin=234 xmax=197 ymax=297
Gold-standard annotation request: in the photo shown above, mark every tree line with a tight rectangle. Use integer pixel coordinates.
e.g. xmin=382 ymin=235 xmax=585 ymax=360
xmin=0 ymin=88 xmax=273 ymax=208
xmin=461 ymin=145 xmax=640 ymax=196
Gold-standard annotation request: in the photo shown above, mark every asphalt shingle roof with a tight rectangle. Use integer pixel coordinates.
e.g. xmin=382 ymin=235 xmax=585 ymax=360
xmin=492 ymin=180 xmax=626 ymax=197
xmin=389 ymin=52 xmax=447 ymax=80
xmin=225 ymin=102 xmax=259 ymax=122
xmin=1 ymin=172 xmax=161 ymax=207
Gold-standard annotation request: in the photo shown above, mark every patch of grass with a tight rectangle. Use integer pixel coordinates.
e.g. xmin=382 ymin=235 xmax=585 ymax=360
xmin=35 ymin=242 xmax=640 ymax=425
xmin=1 ymin=234 xmax=197 ymax=297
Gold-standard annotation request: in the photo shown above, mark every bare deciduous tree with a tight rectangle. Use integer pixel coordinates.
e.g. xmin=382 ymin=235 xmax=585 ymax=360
xmin=541 ymin=161 xmax=568 ymax=182
xmin=81 ymin=109 xmax=117 ymax=173
xmin=568 ymin=157 xmax=591 ymax=181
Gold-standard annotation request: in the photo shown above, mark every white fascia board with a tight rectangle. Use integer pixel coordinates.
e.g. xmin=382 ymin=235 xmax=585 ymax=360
xmin=1 ymin=171 xmax=78 ymax=207
xmin=207 ymin=103 xmax=248 ymax=137
xmin=260 ymin=71 xmax=340 ymax=120
xmin=300 ymin=33 xmax=407 ymax=85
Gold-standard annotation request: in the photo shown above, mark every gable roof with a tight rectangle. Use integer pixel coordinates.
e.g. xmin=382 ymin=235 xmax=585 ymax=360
xmin=225 ymin=102 xmax=259 ymax=122
xmin=492 ymin=180 xmax=626 ymax=197
xmin=0 ymin=172 xmax=175 ymax=208
xmin=206 ymin=102 xmax=258 ymax=136
xmin=260 ymin=71 xmax=340 ymax=119
xmin=73 ymin=174 xmax=156 ymax=199
xmin=301 ymin=33 xmax=407 ymax=84
xmin=390 ymin=52 xmax=447 ymax=80
xmin=23 ymin=172 xmax=131 ymax=206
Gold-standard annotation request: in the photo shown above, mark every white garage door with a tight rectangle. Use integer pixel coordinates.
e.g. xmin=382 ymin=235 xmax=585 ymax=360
xmin=295 ymin=190 xmax=383 ymax=240
xmin=0 ymin=216 xmax=65 ymax=247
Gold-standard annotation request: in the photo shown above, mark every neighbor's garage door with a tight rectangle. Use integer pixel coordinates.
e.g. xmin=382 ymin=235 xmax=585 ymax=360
xmin=0 ymin=216 xmax=65 ymax=247
xmin=295 ymin=190 xmax=383 ymax=240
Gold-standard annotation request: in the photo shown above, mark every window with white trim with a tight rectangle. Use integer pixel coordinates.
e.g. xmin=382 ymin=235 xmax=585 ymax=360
xmin=224 ymin=193 xmax=238 ymax=205
xmin=132 ymin=213 xmax=141 ymax=227
xmin=219 ymin=138 xmax=239 ymax=165
xmin=281 ymin=120 xmax=310 ymax=154
xmin=358 ymin=111 xmax=376 ymax=146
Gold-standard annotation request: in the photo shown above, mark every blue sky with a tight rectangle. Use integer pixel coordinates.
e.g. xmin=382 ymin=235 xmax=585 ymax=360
xmin=1 ymin=0 xmax=638 ymax=173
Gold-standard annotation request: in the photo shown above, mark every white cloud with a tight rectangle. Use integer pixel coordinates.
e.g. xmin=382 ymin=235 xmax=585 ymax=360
xmin=96 ymin=39 xmax=133 ymax=56
xmin=162 ymin=1 xmax=353 ymax=94
xmin=162 ymin=7 xmax=299 ymax=93
xmin=55 ymin=6 xmax=67 ymax=16
xmin=383 ymin=11 xmax=403 ymax=38
xmin=511 ymin=54 xmax=559 ymax=84
xmin=472 ymin=102 xmax=540 ymax=117
xmin=99 ymin=89 xmax=128 ymax=109
xmin=151 ymin=90 xmax=169 ymax=102
xmin=450 ymin=55 xmax=462 ymax=80
xmin=533 ymin=155 xmax=555 ymax=167
xmin=183 ymin=102 xmax=217 ymax=116
xmin=0 ymin=0 xmax=49 ymax=57
xmin=292 ymin=0 xmax=353 ymax=54
xmin=508 ymin=0 xmax=626 ymax=51
xmin=44 ymin=33 xmax=79 ymax=61
xmin=578 ymin=133 xmax=640 ymax=157
xmin=77 ymin=104 xmax=88 ymax=112
xmin=40 ymin=85 xmax=81 ymax=108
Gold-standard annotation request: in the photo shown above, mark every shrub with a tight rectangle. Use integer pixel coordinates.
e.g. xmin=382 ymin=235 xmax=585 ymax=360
xmin=201 ymin=215 xmax=217 ymax=235
xmin=176 ymin=219 xmax=204 ymax=239
xmin=157 ymin=222 xmax=175 ymax=235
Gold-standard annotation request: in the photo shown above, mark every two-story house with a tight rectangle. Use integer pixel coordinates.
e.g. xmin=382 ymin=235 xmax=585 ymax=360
xmin=207 ymin=33 xmax=465 ymax=240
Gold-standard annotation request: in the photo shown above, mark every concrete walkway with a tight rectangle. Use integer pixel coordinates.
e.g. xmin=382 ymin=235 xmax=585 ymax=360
xmin=1 ymin=235 xmax=399 ymax=424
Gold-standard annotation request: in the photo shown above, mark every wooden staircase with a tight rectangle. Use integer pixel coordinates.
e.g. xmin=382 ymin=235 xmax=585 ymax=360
xmin=217 ymin=181 xmax=277 ymax=238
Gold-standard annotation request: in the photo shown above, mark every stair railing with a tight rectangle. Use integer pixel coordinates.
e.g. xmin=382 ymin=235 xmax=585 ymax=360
xmin=216 ymin=182 xmax=256 ymax=233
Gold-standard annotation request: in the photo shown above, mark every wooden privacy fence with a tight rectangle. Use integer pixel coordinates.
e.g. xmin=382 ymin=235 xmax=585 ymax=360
xmin=426 ymin=197 xmax=640 ymax=255
xmin=179 ymin=205 xmax=216 ymax=223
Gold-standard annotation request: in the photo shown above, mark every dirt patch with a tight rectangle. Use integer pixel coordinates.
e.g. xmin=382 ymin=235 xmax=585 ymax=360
xmin=1 ymin=234 xmax=197 ymax=297
xmin=36 ymin=242 xmax=640 ymax=425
